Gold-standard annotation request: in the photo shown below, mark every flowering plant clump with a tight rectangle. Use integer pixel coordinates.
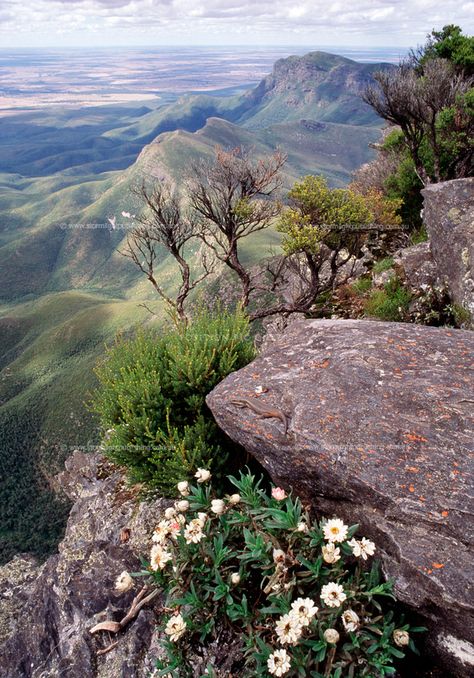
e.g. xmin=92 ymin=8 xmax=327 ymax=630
xmin=139 ymin=470 xmax=424 ymax=677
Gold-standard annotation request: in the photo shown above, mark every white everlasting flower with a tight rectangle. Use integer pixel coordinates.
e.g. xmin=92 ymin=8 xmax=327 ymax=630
xmin=323 ymin=628 xmax=340 ymax=644
xmin=210 ymin=499 xmax=225 ymax=515
xmin=231 ymin=572 xmax=241 ymax=585
xmin=273 ymin=548 xmax=285 ymax=563
xmin=290 ymin=597 xmax=318 ymax=625
xmin=164 ymin=507 xmax=176 ymax=520
xmin=115 ymin=571 xmax=134 ymax=593
xmin=275 ymin=613 xmax=303 ymax=645
xmin=228 ymin=493 xmax=241 ymax=504
xmin=197 ymin=512 xmax=208 ymax=524
xmin=168 ymin=519 xmax=182 ymax=539
xmin=152 ymin=519 xmax=171 ymax=544
xmin=342 ymin=609 xmax=360 ymax=632
xmin=194 ymin=468 xmax=211 ymax=483
xmin=267 ymin=648 xmax=292 ymax=676
xmin=177 ymin=481 xmax=190 ymax=496
xmin=393 ymin=629 xmax=410 ymax=647
xmin=184 ymin=518 xmax=205 ymax=544
xmin=296 ymin=521 xmax=308 ymax=533
xmin=323 ymin=518 xmax=349 ymax=543
xmin=320 ymin=582 xmax=347 ymax=608
xmin=272 ymin=487 xmax=287 ymax=501
xmin=348 ymin=537 xmax=376 ymax=560
xmin=322 ymin=542 xmax=341 ymax=564
xmin=176 ymin=500 xmax=190 ymax=513
xmin=165 ymin=613 xmax=187 ymax=642
xmin=150 ymin=544 xmax=173 ymax=571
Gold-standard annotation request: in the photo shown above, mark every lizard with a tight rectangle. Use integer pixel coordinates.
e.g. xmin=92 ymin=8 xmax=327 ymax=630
xmin=230 ymin=398 xmax=288 ymax=434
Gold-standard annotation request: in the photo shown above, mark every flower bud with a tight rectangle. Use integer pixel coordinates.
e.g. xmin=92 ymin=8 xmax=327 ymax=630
xmin=164 ymin=507 xmax=176 ymax=520
xmin=228 ymin=493 xmax=241 ymax=505
xmin=194 ymin=468 xmax=211 ymax=483
xmin=341 ymin=609 xmax=360 ymax=632
xmin=176 ymin=500 xmax=190 ymax=512
xmin=272 ymin=548 xmax=285 ymax=563
xmin=210 ymin=499 xmax=225 ymax=515
xmin=231 ymin=572 xmax=241 ymax=585
xmin=323 ymin=628 xmax=340 ymax=644
xmin=177 ymin=481 xmax=190 ymax=496
xmin=296 ymin=521 xmax=308 ymax=533
xmin=393 ymin=629 xmax=410 ymax=647
xmin=322 ymin=542 xmax=341 ymax=564
xmin=271 ymin=487 xmax=287 ymax=501
xmin=115 ymin=571 xmax=134 ymax=594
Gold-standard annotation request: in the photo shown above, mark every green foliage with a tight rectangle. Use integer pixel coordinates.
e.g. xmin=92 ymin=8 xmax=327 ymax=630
xmin=436 ymin=88 xmax=474 ymax=177
xmin=138 ymin=471 xmax=424 ymax=677
xmin=91 ymin=308 xmax=255 ymax=494
xmin=277 ymin=176 xmax=373 ymax=255
xmin=381 ymin=131 xmax=424 ymax=230
xmin=372 ymin=258 xmax=394 ymax=274
xmin=364 ymin=277 xmax=412 ymax=322
xmin=409 ymin=226 xmax=428 ymax=245
xmin=449 ymin=303 xmax=472 ymax=328
xmin=351 ymin=277 xmax=372 ymax=295
xmin=422 ymin=25 xmax=474 ymax=74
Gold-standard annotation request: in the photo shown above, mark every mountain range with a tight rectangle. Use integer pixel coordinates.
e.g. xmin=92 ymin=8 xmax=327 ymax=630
xmin=0 ymin=50 xmax=388 ymax=562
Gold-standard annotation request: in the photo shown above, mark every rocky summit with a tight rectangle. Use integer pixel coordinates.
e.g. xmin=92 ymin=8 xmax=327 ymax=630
xmin=207 ymin=318 xmax=474 ymax=676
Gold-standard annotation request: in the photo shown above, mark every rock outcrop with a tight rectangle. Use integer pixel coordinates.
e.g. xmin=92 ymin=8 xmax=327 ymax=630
xmin=0 ymin=452 xmax=163 ymax=678
xmin=206 ymin=318 xmax=474 ymax=677
xmin=422 ymin=178 xmax=474 ymax=327
xmin=394 ymin=241 xmax=437 ymax=291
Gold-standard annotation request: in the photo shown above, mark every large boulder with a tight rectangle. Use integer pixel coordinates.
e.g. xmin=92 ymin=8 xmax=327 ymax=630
xmin=0 ymin=452 xmax=164 ymax=678
xmin=206 ymin=318 xmax=474 ymax=676
xmin=422 ymin=178 xmax=474 ymax=327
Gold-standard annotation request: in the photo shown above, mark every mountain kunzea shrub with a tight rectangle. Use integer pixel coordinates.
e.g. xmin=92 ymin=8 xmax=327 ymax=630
xmin=91 ymin=309 xmax=255 ymax=494
xmin=124 ymin=471 xmax=424 ymax=677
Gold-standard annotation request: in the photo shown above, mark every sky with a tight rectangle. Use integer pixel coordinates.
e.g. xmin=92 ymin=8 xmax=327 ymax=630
xmin=0 ymin=0 xmax=472 ymax=49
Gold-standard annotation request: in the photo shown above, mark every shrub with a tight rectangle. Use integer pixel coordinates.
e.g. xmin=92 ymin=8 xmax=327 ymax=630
xmin=364 ymin=278 xmax=412 ymax=322
xmin=372 ymin=258 xmax=394 ymax=274
xmin=91 ymin=308 xmax=255 ymax=494
xmin=352 ymin=277 xmax=372 ymax=295
xmin=132 ymin=470 xmax=424 ymax=677
xmin=409 ymin=226 xmax=428 ymax=245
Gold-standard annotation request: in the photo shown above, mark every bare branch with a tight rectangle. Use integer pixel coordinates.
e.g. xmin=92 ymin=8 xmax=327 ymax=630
xmin=187 ymin=146 xmax=287 ymax=307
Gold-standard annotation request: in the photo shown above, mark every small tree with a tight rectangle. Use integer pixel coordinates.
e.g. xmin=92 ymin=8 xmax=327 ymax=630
xmin=250 ymin=176 xmax=401 ymax=320
xmin=364 ymin=25 xmax=474 ymax=184
xmin=188 ymin=146 xmax=286 ymax=307
xmin=122 ymin=182 xmax=213 ymax=321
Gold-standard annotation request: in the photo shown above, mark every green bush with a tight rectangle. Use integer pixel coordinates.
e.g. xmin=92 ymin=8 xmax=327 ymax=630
xmin=91 ymin=308 xmax=255 ymax=494
xmin=351 ymin=277 xmax=372 ymax=295
xmin=409 ymin=226 xmax=428 ymax=245
xmin=130 ymin=470 xmax=424 ymax=677
xmin=372 ymin=258 xmax=394 ymax=274
xmin=364 ymin=278 xmax=412 ymax=322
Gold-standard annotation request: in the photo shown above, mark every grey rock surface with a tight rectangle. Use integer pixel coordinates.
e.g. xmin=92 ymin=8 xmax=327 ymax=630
xmin=422 ymin=178 xmax=474 ymax=327
xmin=394 ymin=241 xmax=437 ymax=291
xmin=0 ymin=452 xmax=163 ymax=678
xmin=206 ymin=318 xmax=474 ymax=676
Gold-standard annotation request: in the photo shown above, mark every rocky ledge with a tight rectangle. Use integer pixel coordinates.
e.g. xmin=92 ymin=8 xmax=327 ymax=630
xmin=0 ymin=452 xmax=163 ymax=678
xmin=207 ymin=318 xmax=474 ymax=677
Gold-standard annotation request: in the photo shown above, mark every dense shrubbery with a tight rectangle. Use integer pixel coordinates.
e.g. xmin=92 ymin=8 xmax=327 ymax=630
xmin=91 ymin=308 xmax=255 ymax=494
xmin=364 ymin=277 xmax=412 ymax=322
xmin=125 ymin=470 xmax=424 ymax=677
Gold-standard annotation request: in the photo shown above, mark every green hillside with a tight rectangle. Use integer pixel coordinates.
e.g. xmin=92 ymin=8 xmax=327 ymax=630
xmin=0 ymin=50 xmax=386 ymax=563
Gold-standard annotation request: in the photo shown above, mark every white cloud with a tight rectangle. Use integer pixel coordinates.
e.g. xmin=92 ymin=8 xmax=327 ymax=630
xmin=0 ymin=0 xmax=472 ymax=46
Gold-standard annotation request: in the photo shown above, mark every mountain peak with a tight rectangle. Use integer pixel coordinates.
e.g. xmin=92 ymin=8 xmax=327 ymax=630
xmin=239 ymin=49 xmax=385 ymax=128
